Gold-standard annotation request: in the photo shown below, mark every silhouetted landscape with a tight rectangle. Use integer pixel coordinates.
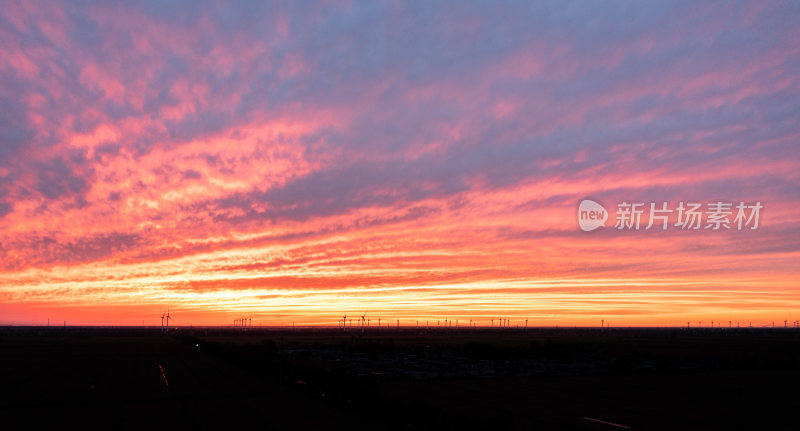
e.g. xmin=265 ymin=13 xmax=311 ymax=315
xmin=2 ymin=327 xmax=799 ymax=430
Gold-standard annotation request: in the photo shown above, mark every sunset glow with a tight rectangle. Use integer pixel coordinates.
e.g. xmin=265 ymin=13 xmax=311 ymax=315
xmin=1 ymin=1 xmax=799 ymax=326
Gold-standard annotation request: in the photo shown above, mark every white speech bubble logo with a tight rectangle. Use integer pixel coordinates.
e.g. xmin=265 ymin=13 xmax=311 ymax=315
xmin=578 ymin=199 xmax=608 ymax=231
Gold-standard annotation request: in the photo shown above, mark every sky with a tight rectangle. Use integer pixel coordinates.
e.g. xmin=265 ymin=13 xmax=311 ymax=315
xmin=1 ymin=0 xmax=799 ymax=327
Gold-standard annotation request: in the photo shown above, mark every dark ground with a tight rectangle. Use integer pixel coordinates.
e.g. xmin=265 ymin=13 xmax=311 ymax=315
xmin=1 ymin=326 xmax=799 ymax=430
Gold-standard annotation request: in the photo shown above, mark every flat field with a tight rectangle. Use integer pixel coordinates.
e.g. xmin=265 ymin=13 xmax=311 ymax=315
xmin=1 ymin=327 xmax=798 ymax=430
